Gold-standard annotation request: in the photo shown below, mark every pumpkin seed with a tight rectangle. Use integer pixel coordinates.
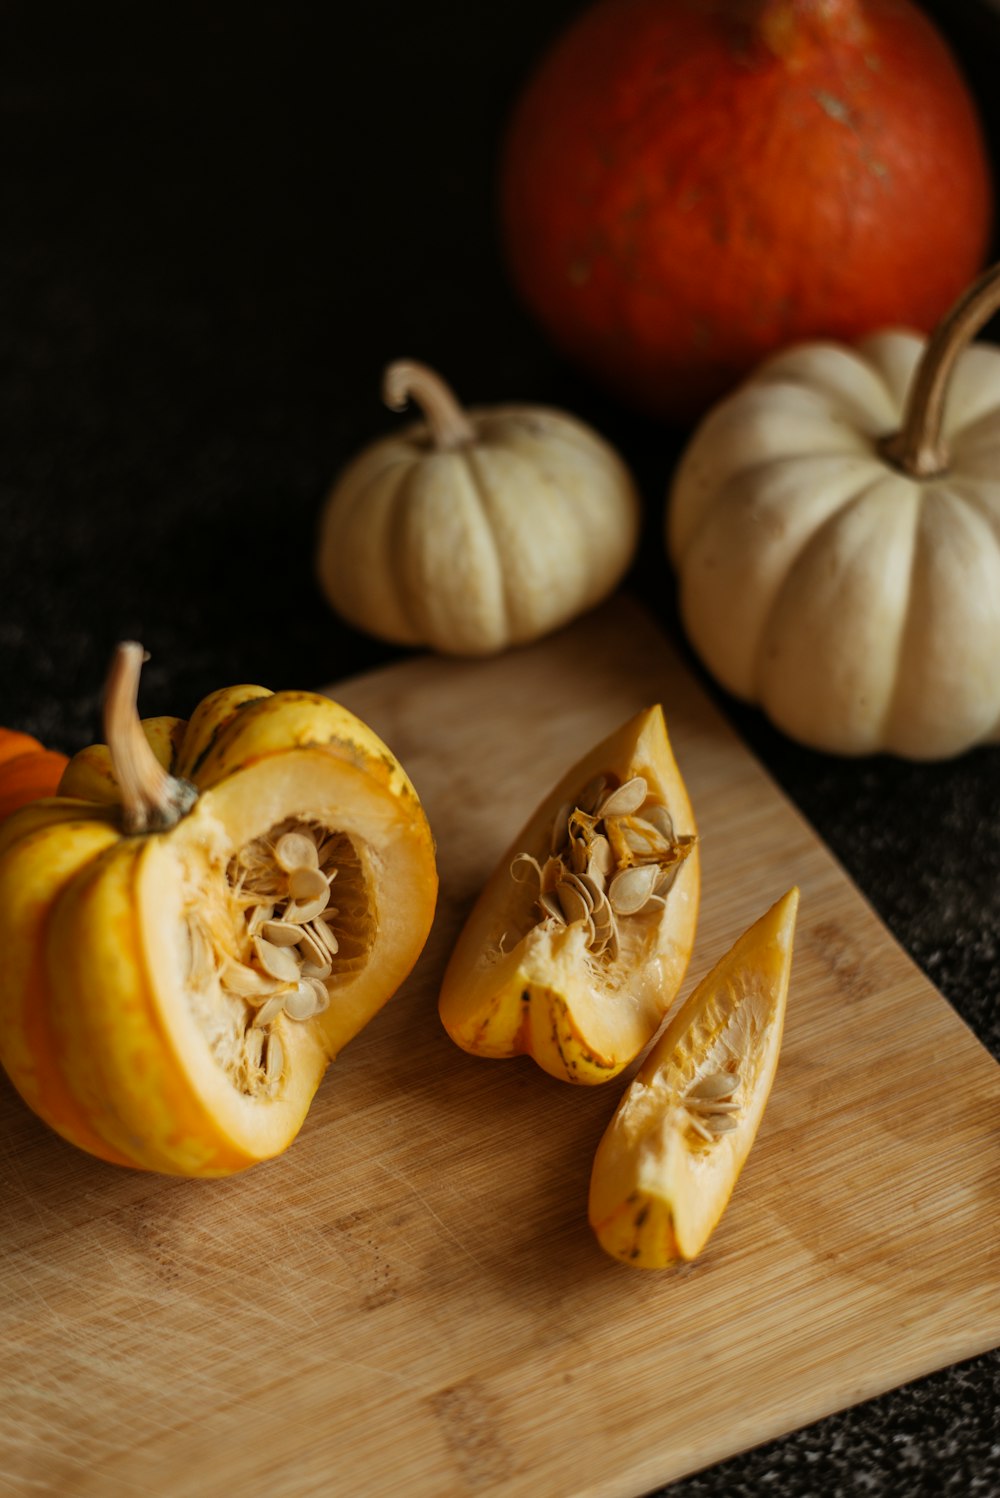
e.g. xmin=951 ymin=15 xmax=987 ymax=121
xmin=578 ymin=776 xmax=607 ymax=814
xmin=221 ymin=958 xmax=281 ymax=998
xmin=253 ymin=935 xmax=302 ymax=983
xmin=557 ymin=881 xmax=592 ymax=927
xmin=569 ymin=835 xmax=589 ymax=875
xmin=295 ymin=924 xmax=329 ymax=969
xmin=313 ymin=919 xmax=339 ymax=956
xmin=550 ymin=803 xmax=573 ymax=854
xmin=511 ymin=852 xmax=543 ymax=885
xmin=598 ymin=776 xmax=648 ymax=819
xmin=590 ymin=898 xmax=615 ymax=949
xmin=285 ymin=891 xmax=330 ymax=925
xmin=247 ymin=902 xmax=274 ymax=936
xmin=306 ymin=976 xmax=330 ymax=1012
xmin=608 ymin=864 xmax=660 ymax=916
xmin=289 ymin=865 xmax=329 ymax=901
xmin=301 ymin=957 xmax=333 ymax=982
xmin=642 ymin=804 xmax=676 ymax=842
xmin=253 ymin=995 xmax=287 ymax=1027
xmin=685 ymin=1072 xmax=737 ymax=1101
xmin=539 ymin=891 xmax=564 ymax=922
xmin=265 ymin=1034 xmax=284 ymax=1084
xmin=274 ymin=832 xmax=319 ymax=872
xmin=587 ymin=834 xmax=615 ymax=882
xmin=578 ymin=871 xmax=606 ymax=907
xmin=244 ymin=1026 xmax=265 ymax=1070
xmin=284 ymin=983 xmax=322 ymax=1022
xmin=260 ymin=918 xmax=303 ymax=946
xmin=621 ymin=820 xmax=671 ymax=858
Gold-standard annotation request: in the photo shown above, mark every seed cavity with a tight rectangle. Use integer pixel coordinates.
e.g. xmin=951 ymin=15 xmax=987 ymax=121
xmin=183 ymin=817 xmax=375 ymax=1100
xmin=509 ymin=771 xmax=696 ymax=962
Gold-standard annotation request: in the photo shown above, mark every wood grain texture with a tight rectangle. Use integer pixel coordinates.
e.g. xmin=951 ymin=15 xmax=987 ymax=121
xmin=1 ymin=596 xmax=997 ymax=1498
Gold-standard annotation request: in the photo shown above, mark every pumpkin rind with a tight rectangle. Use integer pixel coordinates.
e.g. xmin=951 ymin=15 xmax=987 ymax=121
xmin=0 ymin=680 xmax=438 ymax=1176
xmin=667 ymin=331 xmax=1000 ymax=758
xmin=0 ymin=817 xmax=129 ymax=1165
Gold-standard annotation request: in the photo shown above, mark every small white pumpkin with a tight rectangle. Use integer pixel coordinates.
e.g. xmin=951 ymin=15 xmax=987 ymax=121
xmin=317 ymin=361 xmax=641 ymax=656
xmin=667 ymin=264 xmax=1000 ymax=760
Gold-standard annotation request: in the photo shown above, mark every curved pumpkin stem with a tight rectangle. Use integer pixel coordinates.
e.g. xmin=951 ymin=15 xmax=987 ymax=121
xmin=881 ymin=261 xmax=1000 ymax=479
xmin=382 ymin=360 xmax=476 ymax=450
xmin=104 ymin=643 xmax=198 ymax=834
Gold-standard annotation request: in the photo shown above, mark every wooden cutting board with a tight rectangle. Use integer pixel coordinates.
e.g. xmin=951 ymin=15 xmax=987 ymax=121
xmin=2 ymin=597 xmax=998 ymax=1498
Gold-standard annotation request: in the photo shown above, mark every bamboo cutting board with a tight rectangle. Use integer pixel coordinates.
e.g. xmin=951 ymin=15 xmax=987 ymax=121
xmin=2 ymin=597 xmax=998 ymax=1498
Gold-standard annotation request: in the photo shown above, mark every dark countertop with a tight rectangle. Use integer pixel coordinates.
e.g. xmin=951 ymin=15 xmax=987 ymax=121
xmin=2 ymin=2 xmax=998 ymax=1493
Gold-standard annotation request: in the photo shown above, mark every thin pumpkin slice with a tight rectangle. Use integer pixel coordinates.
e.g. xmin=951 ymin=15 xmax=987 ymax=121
xmin=438 ymin=706 xmax=699 ymax=1083
xmin=0 ymin=644 xmax=437 ymax=1176
xmin=589 ymin=888 xmax=799 ymax=1268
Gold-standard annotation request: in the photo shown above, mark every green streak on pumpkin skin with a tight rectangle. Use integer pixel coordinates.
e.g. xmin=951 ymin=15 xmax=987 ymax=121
xmin=188 ymin=696 xmax=262 ymax=778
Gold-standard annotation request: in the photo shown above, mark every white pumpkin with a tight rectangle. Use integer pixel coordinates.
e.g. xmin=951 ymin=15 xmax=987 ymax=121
xmin=317 ymin=361 xmax=641 ymax=656
xmin=667 ymin=265 xmax=1000 ymax=760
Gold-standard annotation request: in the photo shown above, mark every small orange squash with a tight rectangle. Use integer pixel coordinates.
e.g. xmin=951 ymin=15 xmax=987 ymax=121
xmin=0 ymin=644 xmax=437 ymax=1176
xmin=0 ymin=730 xmax=69 ymax=821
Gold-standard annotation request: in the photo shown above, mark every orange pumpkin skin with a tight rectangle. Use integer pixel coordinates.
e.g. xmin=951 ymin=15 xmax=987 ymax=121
xmin=0 ymin=730 xmax=69 ymax=822
xmin=500 ymin=0 xmax=993 ymax=423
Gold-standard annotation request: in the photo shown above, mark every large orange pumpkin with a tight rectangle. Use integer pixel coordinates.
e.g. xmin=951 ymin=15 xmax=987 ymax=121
xmin=500 ymin=0 xmax=993 ymax=423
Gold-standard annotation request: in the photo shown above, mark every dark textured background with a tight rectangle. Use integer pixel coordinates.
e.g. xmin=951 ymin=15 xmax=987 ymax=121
xmin=2 ymin=2 xmax=998 ymax=1493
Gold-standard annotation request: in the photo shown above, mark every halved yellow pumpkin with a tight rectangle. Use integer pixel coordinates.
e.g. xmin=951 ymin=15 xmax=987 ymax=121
xmin=0 ymin=644 xmax=437 ymax=1176
xmin=589 ymin=888 xmax=799 ymax=1267
xmin=438 ymin=705 xmax=699 ymax=1083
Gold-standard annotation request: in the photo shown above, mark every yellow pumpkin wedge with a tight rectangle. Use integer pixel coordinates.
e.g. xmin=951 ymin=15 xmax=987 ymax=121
xmin=0 ymin=644 xmax=437 ymax=1177
xmin=439 ymin=705 xmax=699 ymax=1083
xmin=589 ymin=888 xmax=799 ymax=1268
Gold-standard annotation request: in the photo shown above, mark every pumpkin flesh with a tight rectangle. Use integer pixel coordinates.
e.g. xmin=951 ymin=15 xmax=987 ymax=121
xmin=439 ymin=706 xmax=699 ymax=1083
xmin=589 ymin=888 xmax=798 ymax=1267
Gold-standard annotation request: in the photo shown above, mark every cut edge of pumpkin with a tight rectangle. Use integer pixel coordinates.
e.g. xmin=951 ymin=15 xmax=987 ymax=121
xmin=588 ymin=887 xmax=799 ymax=1268
xmin=131 ymin=746 xmax=437 ymax=1171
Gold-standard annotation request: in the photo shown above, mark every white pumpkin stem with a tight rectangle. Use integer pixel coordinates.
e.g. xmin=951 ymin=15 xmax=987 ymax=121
xmin=382 ymin=359 xmax=476 ymax=450
xmin=881 ymin=261 xmax=1000 ymax=478
xmin=103 ymin=642 xmax=198 ymax=834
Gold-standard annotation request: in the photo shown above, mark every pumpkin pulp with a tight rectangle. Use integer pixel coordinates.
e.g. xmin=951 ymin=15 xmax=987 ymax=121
xmin=439 ymin=706 xmax=699 ymax=1083
xmin=589 ymin=888 xmax=799 ymax=1268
